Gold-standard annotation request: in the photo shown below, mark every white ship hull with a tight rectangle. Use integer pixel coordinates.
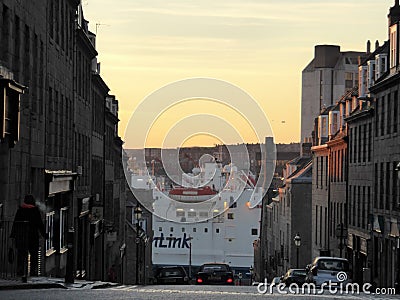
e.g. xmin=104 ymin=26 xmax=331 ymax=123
xmin=130 ymin=162 xmax=263 ymax=273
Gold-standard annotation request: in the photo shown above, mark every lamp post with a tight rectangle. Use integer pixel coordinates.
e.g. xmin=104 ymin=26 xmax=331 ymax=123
xmin=134 ymin=204 xmax=143 ymax=285
xmin=294 ymin=233 xmax=301 ymax=268
xmin=335 ymin=223 xmax=348 ymax=257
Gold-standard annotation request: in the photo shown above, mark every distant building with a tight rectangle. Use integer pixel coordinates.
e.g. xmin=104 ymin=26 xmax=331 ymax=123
xmin=301 ymin=45 xmax=366 ymax=142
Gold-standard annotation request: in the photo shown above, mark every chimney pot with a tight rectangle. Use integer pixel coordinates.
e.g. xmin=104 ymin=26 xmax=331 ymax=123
xmin=367 ymin=40 xmax=371 ymax=54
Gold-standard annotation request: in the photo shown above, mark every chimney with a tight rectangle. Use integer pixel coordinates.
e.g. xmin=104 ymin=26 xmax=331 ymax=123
xmin=366 ymin=40 xmax=371 ymax=54
xmin=375 ymin=40 xmax=379 ymax=50
xmin=389 ymin=0 xmax=400 ymax=26
xmin=301 ymin=142 xmax=312 ymax=157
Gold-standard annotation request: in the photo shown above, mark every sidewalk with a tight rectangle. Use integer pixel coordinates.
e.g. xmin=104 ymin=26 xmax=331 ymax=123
xmin=0 ymin=276 xmax=120 ymax=290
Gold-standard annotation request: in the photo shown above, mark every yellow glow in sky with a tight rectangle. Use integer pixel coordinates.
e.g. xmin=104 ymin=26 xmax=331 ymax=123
xmin=84 ymin=0 xmax=390 ymax=148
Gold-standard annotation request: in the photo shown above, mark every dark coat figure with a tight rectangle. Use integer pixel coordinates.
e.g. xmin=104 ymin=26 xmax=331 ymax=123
xmin=11 ymin=194 xmax=46 ymax=276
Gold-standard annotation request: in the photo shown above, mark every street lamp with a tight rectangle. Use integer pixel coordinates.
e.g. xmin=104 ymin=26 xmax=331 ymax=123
xmin=335 ymin=223 xmax=348 ymax=257
xmin=294 ymin=233 xmax=301 ymax=268
xmin=134 ymin=204 xmax=143 ymax=285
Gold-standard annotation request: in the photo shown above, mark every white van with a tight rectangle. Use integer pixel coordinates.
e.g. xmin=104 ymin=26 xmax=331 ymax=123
xmin=305 ymin=257 xmax=351 ymax=286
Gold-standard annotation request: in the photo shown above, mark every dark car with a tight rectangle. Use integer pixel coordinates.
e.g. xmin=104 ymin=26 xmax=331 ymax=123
xmin=196 ymin=263 xmax=234 ymax=285
xmin=154 ymin=266 xmax=189 ymax=284
xmin=281 ymin=269 xmax=307 ymax=286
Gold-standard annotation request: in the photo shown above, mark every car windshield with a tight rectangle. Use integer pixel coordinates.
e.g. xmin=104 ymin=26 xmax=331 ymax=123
xmin=292 ymin=270 xmax=306 ymax=276
xmin=317 ymin=259 xmax=349 ymax=271
xmin=201 ymin=264 xmax=228 ymax=272
xmin=159 ymin=268 xmax=184 ymax=277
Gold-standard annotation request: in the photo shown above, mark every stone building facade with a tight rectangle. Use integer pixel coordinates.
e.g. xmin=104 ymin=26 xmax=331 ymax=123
xmin=261 ymin=153 xmax=312 ymax=280
xmin=368 ymin=1 xmax=400 ymax=289
xmin=0 ymin=0 xmax=126 ymax=282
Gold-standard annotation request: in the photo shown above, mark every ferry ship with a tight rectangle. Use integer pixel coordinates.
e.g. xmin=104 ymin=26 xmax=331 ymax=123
xmin=130 ymin=160 xmax=263 ymax=275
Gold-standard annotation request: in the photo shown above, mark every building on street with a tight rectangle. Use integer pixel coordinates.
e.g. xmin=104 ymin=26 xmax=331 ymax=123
xmin=0 ymin=0 xmax=127 ymax=283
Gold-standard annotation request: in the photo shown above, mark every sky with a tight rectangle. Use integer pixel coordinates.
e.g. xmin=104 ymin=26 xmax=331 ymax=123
xmin=84 ymin=0 xmax=391 ymax=148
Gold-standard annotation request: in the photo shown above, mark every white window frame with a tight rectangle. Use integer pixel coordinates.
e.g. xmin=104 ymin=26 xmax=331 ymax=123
xmin=390 ymin=24 xmax=397 ymax=68
xmin=59 ymin=207 xmax=68 ymax=252
xmin=46 ymin=211 xmax=55 ymax=256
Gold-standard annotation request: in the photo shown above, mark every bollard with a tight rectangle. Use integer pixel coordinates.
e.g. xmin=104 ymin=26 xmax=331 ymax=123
xmin=65 ymin=228 xmax=75 ymax=284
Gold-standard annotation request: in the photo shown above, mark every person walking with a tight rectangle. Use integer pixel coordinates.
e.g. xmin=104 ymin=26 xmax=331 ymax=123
xmin=11 ymin=194 xmax=46 ymax=277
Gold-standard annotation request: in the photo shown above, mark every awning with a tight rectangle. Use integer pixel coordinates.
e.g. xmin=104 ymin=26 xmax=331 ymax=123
xmin=45 ymin=170 xmax=78 ymax=196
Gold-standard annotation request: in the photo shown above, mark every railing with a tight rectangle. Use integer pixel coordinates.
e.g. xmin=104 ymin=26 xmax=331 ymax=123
xmin=0 ymin=220 xmax=29 ymax=281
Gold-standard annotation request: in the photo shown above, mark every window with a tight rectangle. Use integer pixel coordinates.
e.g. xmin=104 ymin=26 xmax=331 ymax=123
xmin=362 ymin=187 xmax=366 ymax=229
xmin=386 ymin=162 xmax=391 ymax=210
xmin=387 ymin=93 xmax=392 ymax=135
xmin=188 ymin=211 xmax=196 ymax=218
xmin=204 ymin=228 xmax=208 ymax=233
xmin=227 ymin=213 xmax=234 ymax=220
xmin=319 ymin=206 xmax=322 ymax=246
xmin=193 ymin=228 xmax=197 ymax=233
xmin=216 ymin=228 xmax=220 ymax=233
xmin=363 ymin=124 xmax=367 ymax=162
xmin=381 ymin=96 xmax=385 ymax=136
xmin=345 ymin=72 xmax=354 ymax=89
xmin=374 ymin=163 xmax=379 ymax=209
xmin=357 ymin=186 xmax=361 ymax=228
xmin=315 ymin=205 xmax=318 ymax=245
xmin=229 ymin=196 xmax=237 ymax=208
xmin=394 ymin=162 xmax=399 ymax=210
xmin=176 ymin=210 xmax=185 ymax=217
xmin=390 ymin=25 xmax=397 ymax=68
xmin=358 ymin=126 xmax=362 ymax=163
xmin=59 ymin=207 xmax=68 ymax=251
xmin=170 ymin=227 xmax=174 ymax=232
xmin=46 ymin=211 xmax=55 ymax=255
xmin=158 ymin=227 xmax=162 ymax=232
xmin=182 ymin=228 xmax=185 ymax=232
xmin=251 ymin=228 xmax=258 ymax=235
xmin=394 ymin=91 xmax=398 ymax=133
xmin=199 ymin=212 xmax=208 ymax=218
xmin=375 ymin=98 xmax=380 ymax=137
xmin=316 ymin=156 xmax=319 ymax=188
xmin=380 ymin=162 xmax=384 ymax=209
xmin=349 ymin=186 xmax=352 ymax=225
xmin=367 ymin=123 xmax=372 ymax=162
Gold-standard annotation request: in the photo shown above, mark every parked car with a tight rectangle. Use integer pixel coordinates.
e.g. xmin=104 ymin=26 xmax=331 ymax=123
xmin=268 ymin=276 xmax=282 ymax=286
xmin=281 ymin=269 xmax=307 ymax=286
xmin=305 ymin=257 xmax=351 ymax=286
xmin=154 ymin=266 xmax=189 ymax=284
xmin=195 ymin=263 xmax=234 ymax=285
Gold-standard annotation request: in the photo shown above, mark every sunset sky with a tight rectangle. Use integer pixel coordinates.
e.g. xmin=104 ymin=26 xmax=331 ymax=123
xmin=84 ymin=0 xmax=390 ymax=148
